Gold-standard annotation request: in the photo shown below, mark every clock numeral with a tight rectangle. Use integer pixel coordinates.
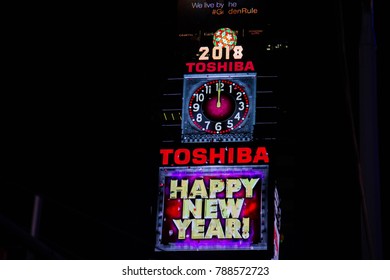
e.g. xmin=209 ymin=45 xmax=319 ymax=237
xmin=238 ymin=101 xmax=245 ymax=111
xmin=216 ymin=81 xmax=224 ymax=92
xmin=204 ymin=85 xmax=212 ymax=94
xmin=215 ymin=122 xmax=222 ymax=131
xmin=192 ymin=103 xmax=200 ymax=112
xmin=228 ymin=84 xmax=236 ymax=94
xmin=196 ymin=113 xmax=203 ymax=123
xmin=227 ymin=120 xmax=234 ymax=129
xmin=195 ymin=93 xmax=205 ymax=102
xmin=204 ymin=120 xmax=210 ymax=130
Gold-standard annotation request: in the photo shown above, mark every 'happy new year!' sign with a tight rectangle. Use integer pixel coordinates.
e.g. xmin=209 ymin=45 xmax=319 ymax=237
xmin=155 ymin=165 xmax=269 ymax=251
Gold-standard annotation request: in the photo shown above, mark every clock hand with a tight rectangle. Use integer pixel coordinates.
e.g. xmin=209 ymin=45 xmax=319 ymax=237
xmin=217 ymin=80 xmax=221 ymax=108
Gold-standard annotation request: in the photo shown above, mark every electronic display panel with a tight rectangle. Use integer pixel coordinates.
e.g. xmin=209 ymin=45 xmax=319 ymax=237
xmin=175 ymin=0 xmax=270 ymax=69
xmin=177 ymin=0 xmax=267 ymax=39
xmin=154 ymin=0 xmax=284 ymax=258
xmin=155 ymin=165 xmax=269 ymax=251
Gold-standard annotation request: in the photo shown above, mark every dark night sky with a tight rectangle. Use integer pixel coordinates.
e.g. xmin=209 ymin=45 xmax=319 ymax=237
xmin=2 ymin=1 xmax=387 ymax=260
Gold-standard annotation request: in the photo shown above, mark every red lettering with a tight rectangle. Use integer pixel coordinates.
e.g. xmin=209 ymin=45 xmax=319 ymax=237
xmin=244 ymin=61 xmax=255 ymax=71
xmin=217 ymin=61 xmax=228 ymax=72
xmin=196 ymin=62 xmax=206 ymax=72
xmin=175 ymin=148 xmax=191 ymax=165
xmin=252 ymin=147 xmax=269 ymax=163
xmin=185 ymin=62 xmax=196 ymax=72
xmin=235 ymin=61 xmax=244 ymax=71
xmin=237 ymin=147 xmax=252 ymax=163
xmin=228 ymin=147 xmax=235 ymax=164
xmin=209 ymin=148 xmax=225 ymax=164
xmin=185 ymin=61 xmax=255 ymax=73
xmin=207 ymin=62 xmax=216 ymax=72
xmin=192 ymin=148 xmax=208 ymax=164
xmin=160 ymin=149 xmax=174 ymax=165
xmin=159 ymin=146 xmax=269 ymax=166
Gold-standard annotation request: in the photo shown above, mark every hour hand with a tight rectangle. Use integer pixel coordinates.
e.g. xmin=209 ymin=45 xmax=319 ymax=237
xmin=217 ymin=81 xmax=221 ymax=108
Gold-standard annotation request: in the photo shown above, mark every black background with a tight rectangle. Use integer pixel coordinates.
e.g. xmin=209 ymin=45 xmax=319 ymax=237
xmin=2 ymin=0 xmax=388 ymax=260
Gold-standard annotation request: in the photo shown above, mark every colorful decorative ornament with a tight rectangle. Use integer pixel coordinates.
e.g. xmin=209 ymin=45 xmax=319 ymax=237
xmin=213 ymin=27 xmax=237 ymax=50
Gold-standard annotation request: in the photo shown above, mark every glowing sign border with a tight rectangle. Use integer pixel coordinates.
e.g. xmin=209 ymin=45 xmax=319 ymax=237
xmin=155 ymin=165 xmax=269 ymax=252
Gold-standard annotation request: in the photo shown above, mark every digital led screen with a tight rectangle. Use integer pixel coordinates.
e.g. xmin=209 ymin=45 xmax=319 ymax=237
xmin=176 ymin=0 xmax=268 ymax=69
xmin=155 ymin=165 xmax=269 ymax=251
xmin=154 ymin=0 xmax=282 ymax=257
xmin=177 ymin=0 xmax=266 ymax=35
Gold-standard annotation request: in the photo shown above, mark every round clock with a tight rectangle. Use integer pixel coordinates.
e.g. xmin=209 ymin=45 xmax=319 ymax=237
xmin=188 ymin=79 xmax=250 ymax=134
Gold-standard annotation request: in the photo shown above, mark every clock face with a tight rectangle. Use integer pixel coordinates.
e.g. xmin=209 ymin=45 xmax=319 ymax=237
xmin=188 ymin=79 xmax=250 ymax=134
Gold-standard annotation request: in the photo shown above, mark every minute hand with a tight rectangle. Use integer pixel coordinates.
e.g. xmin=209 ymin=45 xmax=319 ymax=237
xmin=216 ymin=81 xmax=221 ymax=108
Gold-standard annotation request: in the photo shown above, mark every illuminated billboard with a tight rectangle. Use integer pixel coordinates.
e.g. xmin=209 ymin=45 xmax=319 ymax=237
xmin=177 ymin=0 xmax=266 ymax=37
xmin=153 ymin=0 xmax=283 ymax=257
xmin=155 ymin=164 xmax=269 ymax=251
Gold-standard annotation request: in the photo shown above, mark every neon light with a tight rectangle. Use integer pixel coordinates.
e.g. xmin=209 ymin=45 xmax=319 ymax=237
xmin=155 ymin=165 xmax=269 ymax=251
